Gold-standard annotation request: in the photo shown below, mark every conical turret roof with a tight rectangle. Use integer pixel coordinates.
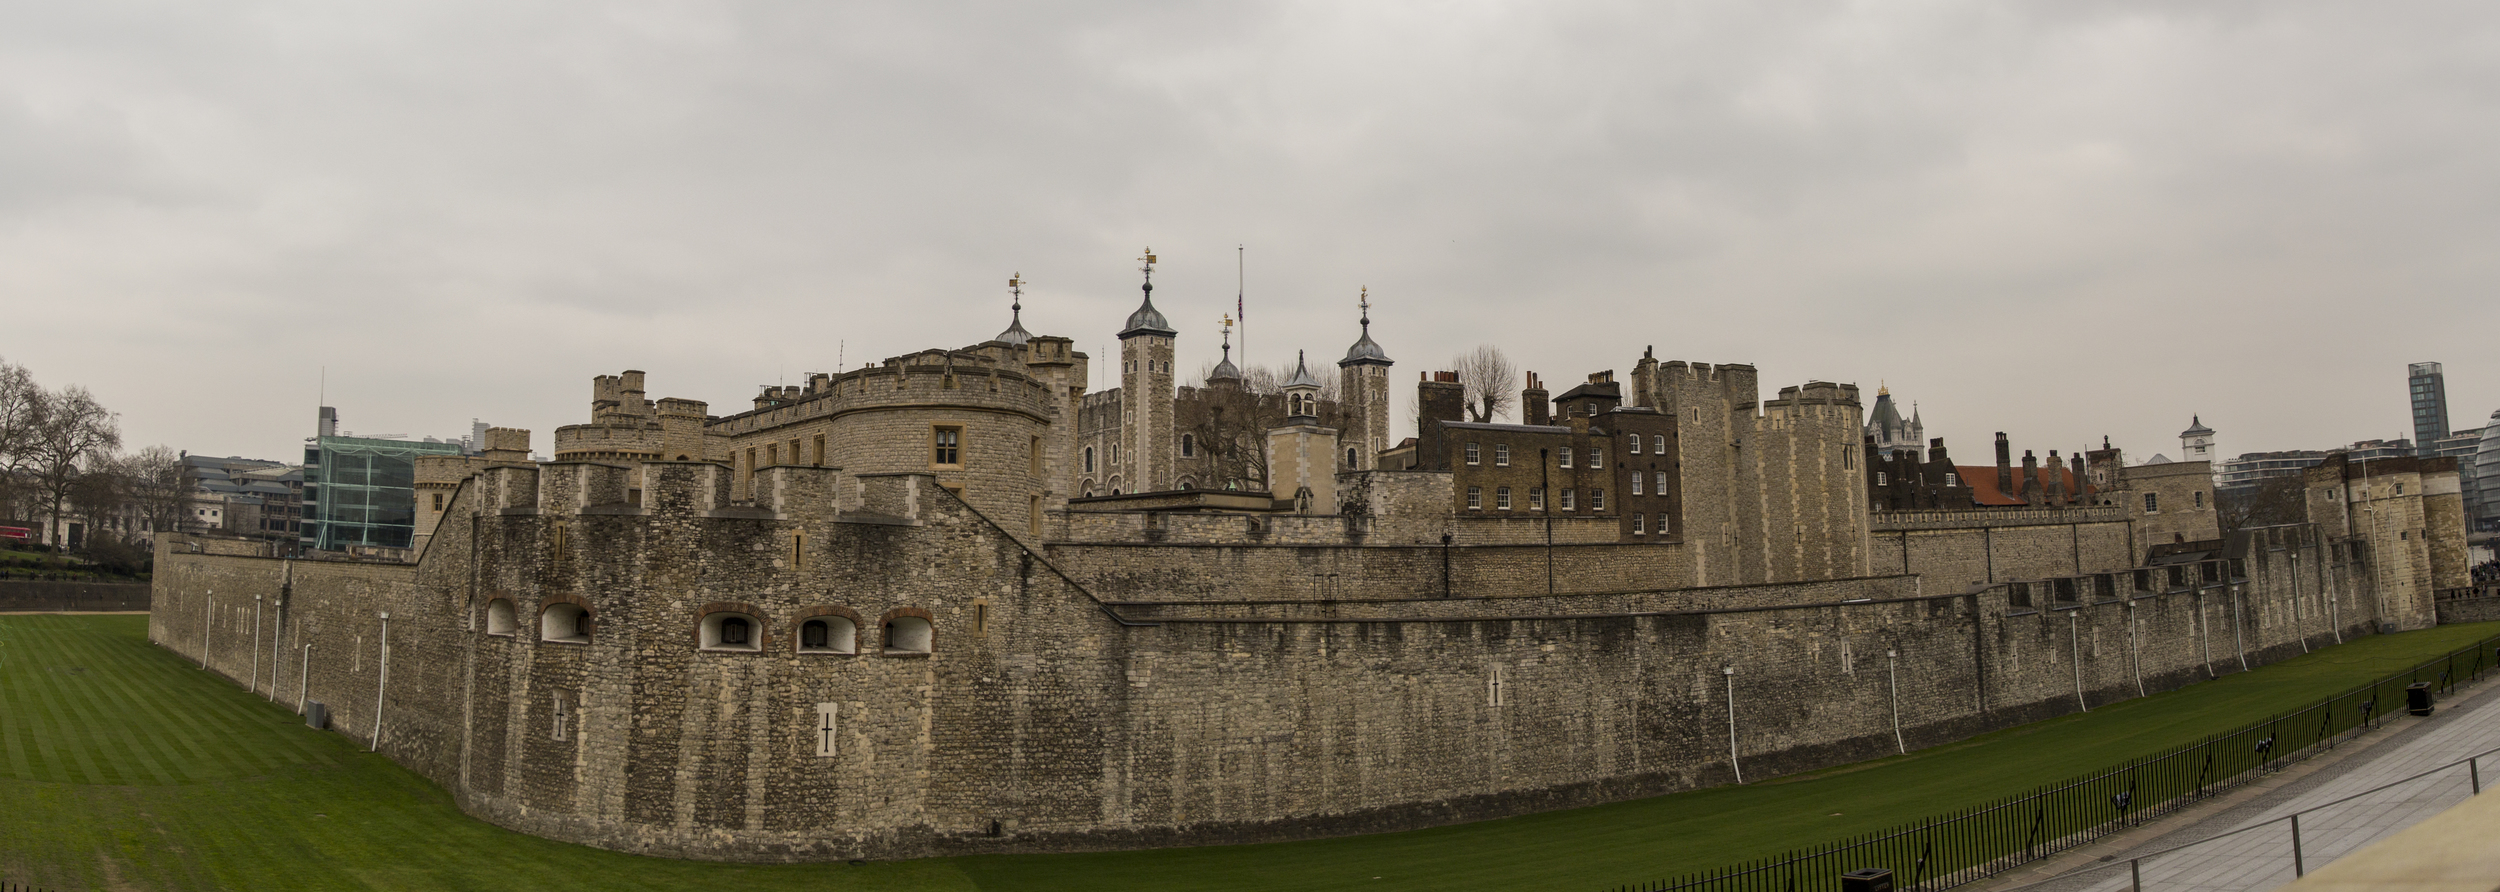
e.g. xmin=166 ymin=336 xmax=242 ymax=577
xmin=1120 ymin=254 xmax=1176 ymax=338
xmin=2181 ymin=415 xmax=2214 ymax=437
xmin=1283 ymin=350 xmax=1323 ymax=390
xmin=996 ymin=273 xmax=1033 ymax=345
xmin=1339 ymin=288 xmax=1392 ymax=367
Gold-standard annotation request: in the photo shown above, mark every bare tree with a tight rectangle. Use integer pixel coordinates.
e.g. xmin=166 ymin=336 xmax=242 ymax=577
xmin=30 ymin=385 xmax=120 ymax=548
xmin=69 ymin=461 xmax=127 ymax=541
xmin=119 ymin=445 xmax=191 ymax=543
xmin=0 ymin=359 xmax=41 ymax=524
xmin=1451 ymin=345 xmax=1517 ymax=423
xmin=1180 ymin=362 xmax=1352 ymax=492
xmin=2216 ymin=475 xmax=2307 ymax=533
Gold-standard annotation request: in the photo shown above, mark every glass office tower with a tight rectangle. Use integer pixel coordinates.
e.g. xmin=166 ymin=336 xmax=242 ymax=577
xmin=2409 ymin=361 xmax=2449 ymax=454
xmin=300 ymin=435 xmax=464 ymax=552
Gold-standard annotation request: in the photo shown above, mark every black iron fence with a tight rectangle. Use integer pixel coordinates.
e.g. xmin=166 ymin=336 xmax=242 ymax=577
xmin=1609 ymin=630 xmax=2500 ymax=892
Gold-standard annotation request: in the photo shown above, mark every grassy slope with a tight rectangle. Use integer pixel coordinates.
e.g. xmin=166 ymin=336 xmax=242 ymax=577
xmin=0 ymin=615 xmax=2491 ymax=892
xmin=0 ymin=615 xmax=974 ymax=892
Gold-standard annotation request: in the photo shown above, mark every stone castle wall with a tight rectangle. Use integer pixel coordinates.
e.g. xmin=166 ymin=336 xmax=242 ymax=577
xmin=1866 ymin=511 xmax=2138 ymax=591
xmin=150 ymin=461 xmax=2418 ymax=862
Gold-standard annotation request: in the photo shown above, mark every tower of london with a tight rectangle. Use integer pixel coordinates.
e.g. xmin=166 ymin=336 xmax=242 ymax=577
xmin=150 ymin=253 xmax=2472 ymax=862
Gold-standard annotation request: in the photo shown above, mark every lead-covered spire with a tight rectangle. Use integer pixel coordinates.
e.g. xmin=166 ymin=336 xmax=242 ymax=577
xmin=1119 ymin=247 xmax=1177 ymax=339
xmin=995 ymin=272 xmax=1033 ymax=346
xmin=1339 ymin=286 xmax=1392 ymax=367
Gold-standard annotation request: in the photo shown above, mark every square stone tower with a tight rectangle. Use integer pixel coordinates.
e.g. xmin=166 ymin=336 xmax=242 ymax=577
xmin=1336 ymin=288 xmax=1394 ymax=471
xmin=1118 ymin=250 xmax=1178 ymax=494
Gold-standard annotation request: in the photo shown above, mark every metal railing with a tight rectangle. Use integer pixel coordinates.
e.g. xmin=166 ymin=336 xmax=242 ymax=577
xmin=1997 ymin=744 xmax=2497 ymax=890
xmin=1606 ymin=631 xmax=2500 ymax=892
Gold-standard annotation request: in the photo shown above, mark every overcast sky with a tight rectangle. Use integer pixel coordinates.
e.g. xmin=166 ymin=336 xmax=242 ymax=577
xmin=3 ymin=2 xmax=2494 ymax=469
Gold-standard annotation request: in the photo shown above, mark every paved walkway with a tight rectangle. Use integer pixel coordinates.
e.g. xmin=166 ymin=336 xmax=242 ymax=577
xmin=1999 ymin=676 xmax=2500 ymax=892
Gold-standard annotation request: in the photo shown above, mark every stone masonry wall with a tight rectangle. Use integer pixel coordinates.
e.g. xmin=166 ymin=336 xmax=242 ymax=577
xmin=149 ymin=467 xmax=2423 ymax=863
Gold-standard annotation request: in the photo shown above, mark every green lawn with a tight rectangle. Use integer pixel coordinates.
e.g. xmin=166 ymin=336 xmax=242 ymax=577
xmin=2 ymin=615 xmax=2493 ymax=892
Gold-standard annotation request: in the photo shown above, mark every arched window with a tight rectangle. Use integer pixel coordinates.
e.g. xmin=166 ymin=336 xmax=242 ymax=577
xmin=1347 ymin=447 xmax=1358 ymax=468
xmin=884 ymin=614 xmax=934 ymax=654
xmin=797 ymin=616 xmax=858 ymax=655
xmin=485 ymin=599 xmax=518 ymax=636
xmin=700 ymin=611 xmax=761 ymax=651
xmin=541 ymin=603 xmax=591 ymax=644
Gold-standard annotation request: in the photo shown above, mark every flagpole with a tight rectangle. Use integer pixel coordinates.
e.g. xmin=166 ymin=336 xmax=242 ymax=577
xmin=1237 ymin=244 xmax=1246 ymax=371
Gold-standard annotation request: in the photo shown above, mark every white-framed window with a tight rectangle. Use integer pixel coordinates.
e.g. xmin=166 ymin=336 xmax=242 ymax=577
xmin=541 ymin=603 xmax=591 ymax=644
xmin=1632 ymin=513 xmax=1645 ymax=534
xmin=1877 ymin=472 xmax=1888 ymax=485
xmin=2144 ymin=493 xmax=2159 ymax=514
xmin=1653 ymin=434 xmax=1665 ymax=454
xmin=1590 ymin=448 xmax=1604 ymax=469
xmin=1631 ymin=474 xmax=1643 ymax=495
xmin=1629 ymin=436 xmax=1642 ymax=455
xmin=700 ymin=611 xmax=762 ymax=652
xmin=1559 ymin=449 xmax=1573 ymax=469
xmin=485 ymin=599 xmax=517 ymax=636
xmin=1495 ymin=444 xmax=1510 ymax=466
xmin=1496 ymin=486 xmax=1512 ymax=510
xmin=1466 ymin=486 xmax=1482 ymax=510
xmin=1466 ymin=442 xmax=1481 ymax=465
xmin=1561 ymin=488 xmax=1575 ymax=510
xmin=1592 ymin=489 xmax=1606 ymax=510
xmin=797 ymin=616 xmax=858 ymax=654
xmin=1945 ymin=472 xmax=1958 ymax=486
xmin=1654 ymin=471 xmax=1666 ymax=494
xmin=1530 ymin=487 xmax=1545 ymax=510
xmin=883 ymin=615 xmax=933 ymax=654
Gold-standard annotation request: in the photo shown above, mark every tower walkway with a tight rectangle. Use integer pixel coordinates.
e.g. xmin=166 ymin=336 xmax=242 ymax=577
xmin=1988 ymin=664 xmax=2500 ymax=891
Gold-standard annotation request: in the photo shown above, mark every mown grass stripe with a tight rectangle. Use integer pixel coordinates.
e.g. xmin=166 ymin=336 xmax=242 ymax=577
xmin=7 ymin=614 xmax=2495 ymax=892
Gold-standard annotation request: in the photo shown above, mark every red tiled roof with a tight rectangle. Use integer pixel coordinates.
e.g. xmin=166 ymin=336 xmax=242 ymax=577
xmin=1956 ymin=465 xmax=2093 ymax=507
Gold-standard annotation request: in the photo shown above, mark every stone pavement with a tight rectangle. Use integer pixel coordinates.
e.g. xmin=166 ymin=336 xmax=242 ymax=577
xmin=1984 ymin=673 xmax=2500 ymax=892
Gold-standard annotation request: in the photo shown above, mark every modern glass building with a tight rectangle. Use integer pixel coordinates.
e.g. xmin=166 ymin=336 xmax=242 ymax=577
xmin=2409 ymin=361 xmax=2450 ymax=451
xmin=300 ymin=435 xmax=464 ymax=552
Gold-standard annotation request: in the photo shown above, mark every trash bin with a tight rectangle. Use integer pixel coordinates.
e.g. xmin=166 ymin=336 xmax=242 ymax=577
xmin=306 ymin=701 xmax=329 ymax=730
xmin=2406 ymin=682 xmax=2434 ymax=717
xmin=1840 ymin=867 xmax=1894 ymax=892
